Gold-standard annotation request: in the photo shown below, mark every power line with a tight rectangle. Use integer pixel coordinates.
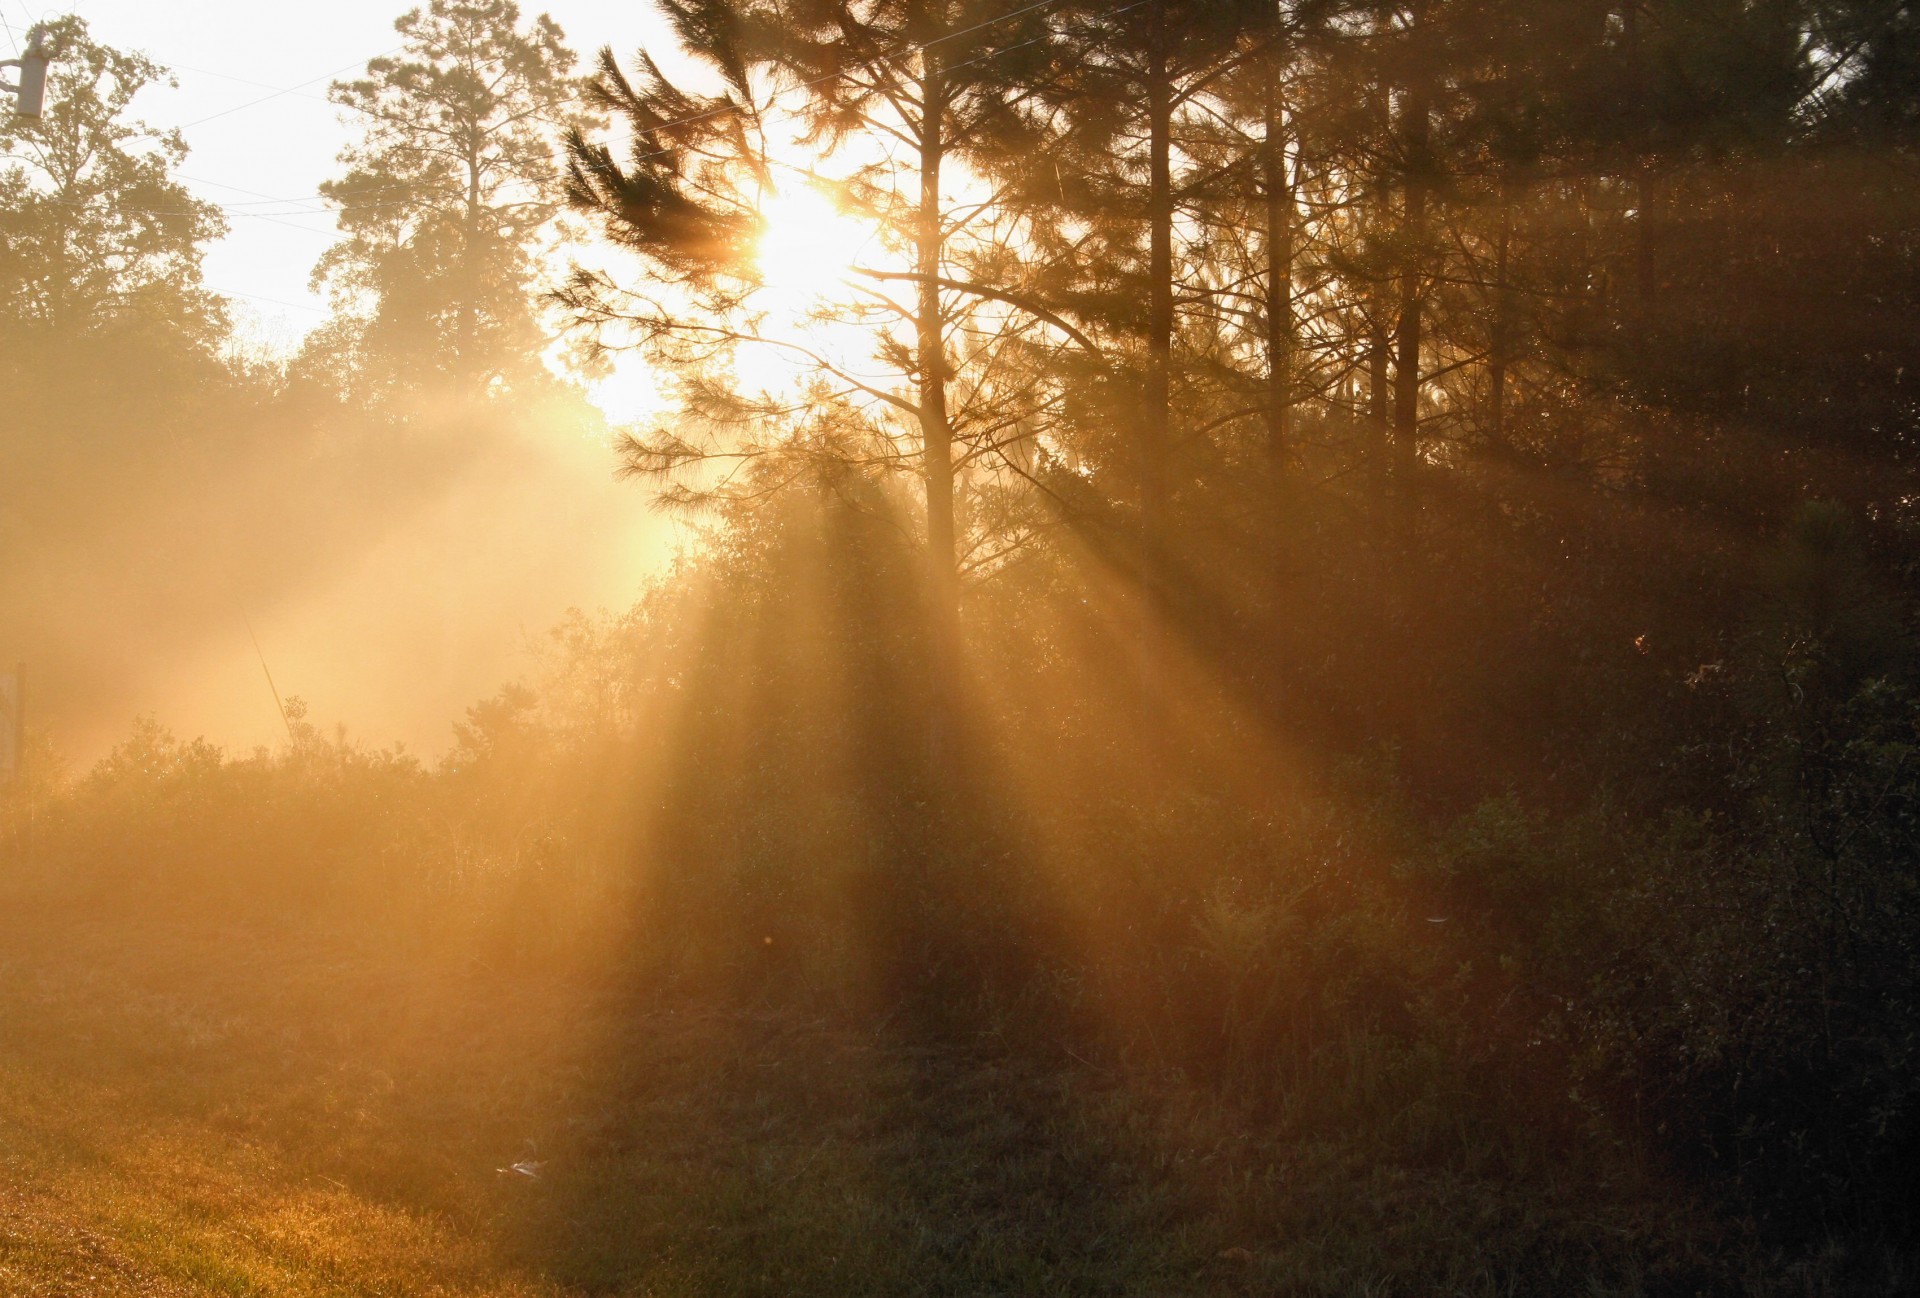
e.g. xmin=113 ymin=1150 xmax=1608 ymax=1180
xmin=211 ymin=284 xmax=328 ymax=315
xmin=16 ymin=1 xmax=1072 ymax=217
xmin=160 ymin=59 xmax=336 ymax=105
xmin=176 ymin=44 xmax=408 ymax=131
xmin=176 ymin=171 xmax=331 ymax=206
xmin=11 ymin=0 xmax=1085 ymax=224
xmin=152 ymin=0 xmax=1075 ymax=206
xmin=617 ymin=0 xmax=1073 ymax=165
xmin=241 ymin=613 xmax=297 ymax=744
xmin=222 ymin=209 xmax=339 ymax=238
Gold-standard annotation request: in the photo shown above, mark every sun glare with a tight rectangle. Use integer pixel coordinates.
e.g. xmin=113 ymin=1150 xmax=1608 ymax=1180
xmin=753 ymin=183 xmax=873 ymax=316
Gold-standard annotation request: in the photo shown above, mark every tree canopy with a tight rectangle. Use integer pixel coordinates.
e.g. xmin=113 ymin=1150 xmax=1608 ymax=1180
xmin=0 ymin=16 xmax=226 ymax=346
xmin=305 ymin=0 xmax=593 ymax=401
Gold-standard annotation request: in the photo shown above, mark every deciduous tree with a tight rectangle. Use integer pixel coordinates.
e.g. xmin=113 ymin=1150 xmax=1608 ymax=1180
xmin=307 ymin=0 xmax=591 ymax=402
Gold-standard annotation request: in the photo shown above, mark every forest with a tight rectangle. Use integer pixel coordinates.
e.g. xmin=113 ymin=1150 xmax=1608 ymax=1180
xmin=3 ymin=0 xmax=1920 ymax=1292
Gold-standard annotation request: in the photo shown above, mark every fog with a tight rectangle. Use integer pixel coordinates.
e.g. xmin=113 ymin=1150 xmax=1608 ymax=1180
xmin=72 ymin=422 xmax=666 ymax=760
xmin=5 ymin=0 xmax=1920 ymax=1290
xmin=0 ymin=7 xmax=679 ymax=762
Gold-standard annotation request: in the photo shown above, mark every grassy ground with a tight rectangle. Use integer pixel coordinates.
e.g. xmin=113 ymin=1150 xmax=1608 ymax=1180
xmin=0 ymin=904 xmax=1807 ymax=1296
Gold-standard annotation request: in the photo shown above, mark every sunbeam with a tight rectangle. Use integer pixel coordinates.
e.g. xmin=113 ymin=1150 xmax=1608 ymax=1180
xmin=7 ymin=0 xmax=1920 ymax=1291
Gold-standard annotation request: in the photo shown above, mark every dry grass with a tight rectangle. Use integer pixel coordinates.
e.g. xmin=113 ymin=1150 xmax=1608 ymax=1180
xmin=0 ymin=903 xmax=1814 ymax=1297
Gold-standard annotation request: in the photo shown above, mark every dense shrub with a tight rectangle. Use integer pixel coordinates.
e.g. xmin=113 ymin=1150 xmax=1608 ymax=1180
xmin=6 ymin=478 xmax=1917 ymax=1264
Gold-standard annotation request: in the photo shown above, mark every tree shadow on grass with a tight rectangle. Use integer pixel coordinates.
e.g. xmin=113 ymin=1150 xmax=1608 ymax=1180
xmin=503 ymin=1006 xmax=1213 ymax=1297
xmin=486 ymin=491 xmax=1208 ymax=1294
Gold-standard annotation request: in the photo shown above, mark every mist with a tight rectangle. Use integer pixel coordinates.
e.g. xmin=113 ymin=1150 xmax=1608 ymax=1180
xmin=6 ymin=0 xmax=1920 ymax=1294
xmin=0 ymin=9 xmax=673 ymax=762
xmin=6 ymin=381 xmax=668 ymax=760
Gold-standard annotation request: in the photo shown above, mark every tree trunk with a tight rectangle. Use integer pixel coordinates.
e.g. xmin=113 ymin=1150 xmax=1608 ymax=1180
xmin=458 ymin=131 xmax=483 ymax=395
xmin=1623 ymin=0 xmax=1657 ymax=373
xmin=916 ymin=54 xmax=958 ymax=624
xmin=1144 ymin=2 xmax=1174 ymax=596
xmin=48 ymin=157 xmax=80 ymax=331
xmin=1392 ymin=80 xmax=1429 ymax=483
xmin=1365 ymin=82 xmax=1392 ymax=488
xmin=1369 ymin=290 xmax=1392 ymax=476
xmin=1262 ymin=44 xmax=1294 ymax=470
xmin=1488 ymin=174 xmax=1513 ymax=454
xmin=1123 ymin=1 xmax=1176 ymax=720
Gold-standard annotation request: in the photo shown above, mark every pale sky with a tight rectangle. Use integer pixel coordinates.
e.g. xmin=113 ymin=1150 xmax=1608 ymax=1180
xmin=36 ymin=0 xmax=698 ymax=368
xmin=7 ymin=1 xmax=713 ymax=758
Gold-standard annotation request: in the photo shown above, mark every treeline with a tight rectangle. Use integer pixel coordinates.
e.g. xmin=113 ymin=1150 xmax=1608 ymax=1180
xmin=564 ymin=0 xmax=1920 ymax=586
xmin=555 ymin=0 xmax=1920 ymax=810
xmin=557 ymin=0 xmax=1920 ymax=1254
xmin=5 ymin=0 xmax=1920 ymax=1283
xmin=0 ymin=7 xmax=617 ymax=744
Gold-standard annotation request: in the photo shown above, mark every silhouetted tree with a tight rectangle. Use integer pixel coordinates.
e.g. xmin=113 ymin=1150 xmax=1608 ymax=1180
xmin=562 ymin=0 xmax=1070 ymax=615
xmin=0 ymin=16 xmax=226 ymax=344
xmin=306 ymin=0 xmax=591 ymax=401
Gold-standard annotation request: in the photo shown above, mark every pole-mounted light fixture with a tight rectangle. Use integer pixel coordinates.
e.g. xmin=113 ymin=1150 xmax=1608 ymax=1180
xmin=2 ymin=25 xmax=52 ymax=119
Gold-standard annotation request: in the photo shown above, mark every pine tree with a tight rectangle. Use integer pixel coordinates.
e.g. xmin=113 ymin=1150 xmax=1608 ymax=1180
xmin=562 ymin=0 xmax=1064 ymax=614
xmin=307 ymin=0 xmax=590 ymax=402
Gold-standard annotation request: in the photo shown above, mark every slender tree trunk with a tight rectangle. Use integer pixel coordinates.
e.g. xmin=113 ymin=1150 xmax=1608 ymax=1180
xmin=910 ymin=46 xmax=962 ymax=778
xmin=1631 ymin=171 xmax=1659 ymax=394
xmin=1130 ymin=1 xmax=1176 ymax=717
xmin=1364 ymin=82 xmax=1392 ymax=489
xmin=48 ymin=208 xmax=71 ymax=333
xmin=1634 ymin=173 xmax=1655 ymax=322
xmin=1369 ymin=291 xmax=1392 ymax=475
xmin=458 ymin=134 xmax=483 ymax=395
xmin=1392 ymin=80 xmax=1429 ymax=483
xmin=48 ymin=161 xmax=80 ymax=331
xmin=1144 ymin=2 xmax=1174 ymax=599
xmin=916 ymin=55 xmax=958 ymax=624
xmin=1487 ymin=173 xmax=1513 ymax=454
xmin=1262 ymin=45 xmax=1294 ymax=470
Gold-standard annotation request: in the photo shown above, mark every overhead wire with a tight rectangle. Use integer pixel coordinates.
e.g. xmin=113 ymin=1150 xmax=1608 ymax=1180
xmin=211 ymin=284 xmax=328 ymax=315
xmin=176 ymin=44 xmax=409 ymax=130
xmin=7 ymin=0 xmax=1124 ymax=328
xmin=613 ymin=0 xmax=1072 ymax=166
xmin=10 ymin=0 xmax=1084 ymax=220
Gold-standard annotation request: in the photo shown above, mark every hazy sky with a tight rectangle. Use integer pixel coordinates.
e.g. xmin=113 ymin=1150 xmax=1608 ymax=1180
xmin=10 ymin=2 xmax=705 ymax=758
xmin=40 ymin=0 xmax=695 ymax=365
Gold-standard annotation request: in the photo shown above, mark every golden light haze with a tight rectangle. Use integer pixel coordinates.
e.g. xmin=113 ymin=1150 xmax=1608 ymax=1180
xmin=126 ymin=422 xmax=669 ymax=760
xmin=5 ymin=0 xmax=1919 ymax=1290
xmin=7 ymin=1 xmax=709 ymax=758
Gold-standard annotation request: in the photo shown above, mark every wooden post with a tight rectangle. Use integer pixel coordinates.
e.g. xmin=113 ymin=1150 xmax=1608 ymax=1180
xmin=1 ymin=662 xmax=23 ymax=786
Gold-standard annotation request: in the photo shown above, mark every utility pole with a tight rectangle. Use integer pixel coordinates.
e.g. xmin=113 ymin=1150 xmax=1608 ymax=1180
xmin=2 ymin=26 xmax=53 ymax=786
xmin=1 ymin=663 xmax=23 ymax=787
xmin=1 ymin=24 xmax=51 ymax=118
xmin=2 ymin=28 xmax=52 ymax=794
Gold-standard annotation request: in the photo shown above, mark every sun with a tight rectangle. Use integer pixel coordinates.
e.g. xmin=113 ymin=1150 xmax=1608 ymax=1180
xmin=752 ymin=181 xmax=874 ymax=317
xmin=732 ymin=178 xmax=888 ymax=394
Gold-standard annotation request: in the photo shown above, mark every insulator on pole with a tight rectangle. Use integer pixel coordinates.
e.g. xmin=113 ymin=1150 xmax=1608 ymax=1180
xmin=2 ymin=25 xmax=53 ymax=119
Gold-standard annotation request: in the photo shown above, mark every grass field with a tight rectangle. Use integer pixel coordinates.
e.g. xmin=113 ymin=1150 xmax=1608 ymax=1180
xmin=0 ymin=901 xmax=1871 ymax=1296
